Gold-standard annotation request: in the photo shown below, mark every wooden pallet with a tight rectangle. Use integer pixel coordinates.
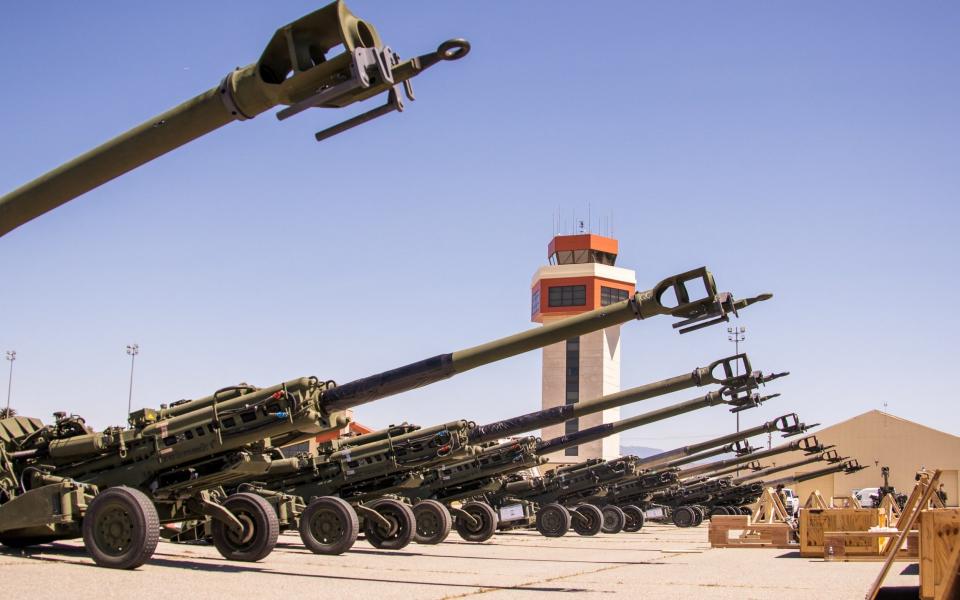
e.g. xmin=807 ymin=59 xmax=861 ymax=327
xmin=920 ymin=508 xmax=960 ymax=600
xmin=708 ymin=514 xmax=794 ymax=549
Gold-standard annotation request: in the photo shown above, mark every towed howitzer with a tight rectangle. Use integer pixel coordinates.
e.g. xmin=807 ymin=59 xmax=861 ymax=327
xmin=200 ymin=352 xmax=780 ymax=552
xmin=657 ymin=451 xmax=845 ymax=525
xmin=706 ymin=459 xmax=867 ymax=515
xmin=480 ymin=403 xmax=791 ymax=539
xmin=731 ymin=449 xmax=844 ymax=485
xmin=0 ymin=271 xmax=752 ymax=568
xmin=676 ymin=435 xmax=828 ymax=478
xmin=634 ymin=413 xmax=815 ymax=470
xmin=0 ymin=0 xmax=470 ymax=236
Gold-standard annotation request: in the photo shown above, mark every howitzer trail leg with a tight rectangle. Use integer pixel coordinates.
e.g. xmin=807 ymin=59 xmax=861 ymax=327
xmin=81 ymin=487 xmax=159 ymax=569
xmin=298 ymin=496 xmax=358 ymax=555
xmin=535 ymin=504 xmax=570 ymax=538
xmin=452 ymin=502 xmax=497 ymax=543
xmin=571 ymin=505 xmax=603 ymax=536
xmin=210 ymin=493 xmax=279 ymax=562
xmin=413 ymin=500 xmax=452 ymax=545
xmin=600 ymin=505 xmax=626 ymax=534
xmin=362 ymin=499 xmax=415 ymax=550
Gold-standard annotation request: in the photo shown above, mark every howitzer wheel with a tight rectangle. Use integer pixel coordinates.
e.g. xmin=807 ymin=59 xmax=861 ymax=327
xmin=738 ymin=506 xmax=752 ymax=516
xmin=691 ymin=505 xmax=705 ymax=526
xmin=571 ymin=504 xmax=603 ymax=536
xmin=413 ymin=500 xmax=452 ymax=545
xmin=81 ymin=486 xmax=159 ymax=569
xmin=621 ymin=505 xmax=645 ymax=532
xmin=299 ymin=496 xmax=358 ymax=555
xmin=671 ymin=506 xmax=697 ymax=528
xmin=535 ymin=503 xmax=570 ymax=537
xmin=211 ymin=492 xmax=278 ymax=562
xmin=600 ymin=505 xmax=626 ymax=534
xmin=363 ymin=499 xmax=415 ymax=550
xmin=453 ymin=502 xmax=497 ymax=543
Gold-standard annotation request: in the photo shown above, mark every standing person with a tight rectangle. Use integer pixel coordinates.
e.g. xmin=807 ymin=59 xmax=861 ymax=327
xmin=776 ymin=484 xmax=788 ymax=513
xmin=937 ymin=484 xmax=948 ymax=506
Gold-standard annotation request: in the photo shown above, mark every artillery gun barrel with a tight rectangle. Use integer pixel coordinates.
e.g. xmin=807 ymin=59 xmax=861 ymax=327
xmin=708 ymin=461 xmax=762 ymax=478
xmin=0 ymin=0 xmax=470 ymax=236
xmin=731 ymin=450 xmax=839 ymax=485
xmin=764 ymin=461 xmax=864 ymax=488
xmin=469 ymin=353 xmax=785 ymax=442
xmin=534 ymin=389 xmax=778 ymax=456
xmin=678 ymin=435 xmax=824 ymax=478
xmin=321 ymin=268 xmax=772 ymax=412
xmin=635 ymin=413 xmax=811 ymax=470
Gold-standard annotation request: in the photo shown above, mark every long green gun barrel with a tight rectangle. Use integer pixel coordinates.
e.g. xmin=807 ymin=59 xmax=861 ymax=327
xmin=763 ymin=460 xmax=865 ymax=488
xmin=0 ymin=0 xmax=469 ymax=236
xmin=676 ymin=435 xmax=827 ymax=478
xmin=469 ymin=354 xmax=786 ymax=442
xmin=653 ymin=440 xmax=755 ymax=471
xmin=321 ymin=268 xmax=772 ymax=412
xmin=731 ymin=449 xmax=842 ymax=485
xmin=534 ymin=390 xmax=781 ymax=456
xmin=635 ymin=413 xmax=814 ymax=470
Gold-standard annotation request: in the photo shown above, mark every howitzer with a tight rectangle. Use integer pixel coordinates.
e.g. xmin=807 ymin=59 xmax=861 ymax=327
xmin=216 ymin=352 xmax=779 ymax=551
xmin=763 ymin=459 xmax=866 ymax=489
xmin=0 ymin=273 xmax=755 ymax=569
xmin=469 ymin=354 xmax=786 ymax=442
xmin=0 ymin=0 xmax=470 ymax=236
xmin=731 ymin=449 xmax=842 ymax=485
xmin=635 ymin=413 xmax=814 ymax=470
xmin=481 ymin=403 xmax=791 ymax=539
xmin=677 ymin=435 xmax=827 ymax=478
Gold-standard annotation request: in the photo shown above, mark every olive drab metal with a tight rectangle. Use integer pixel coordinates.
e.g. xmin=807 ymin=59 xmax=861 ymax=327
xmin=0 ymin=0 xmax=470 ymax=236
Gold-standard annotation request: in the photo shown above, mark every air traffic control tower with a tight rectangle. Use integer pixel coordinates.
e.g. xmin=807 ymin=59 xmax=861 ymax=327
xmin=531 ymin=234 xmax=636 ymax=467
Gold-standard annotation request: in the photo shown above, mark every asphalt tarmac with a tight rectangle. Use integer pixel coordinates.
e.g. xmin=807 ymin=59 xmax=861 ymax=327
xmin=0 ymin=523 xmax=919 ymax=599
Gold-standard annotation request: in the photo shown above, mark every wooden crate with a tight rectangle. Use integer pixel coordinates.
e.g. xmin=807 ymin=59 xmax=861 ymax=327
xmin=798 ymin=507 xmax=886 ymax=558
xmin=920 ymin=508 xmax=960 ymax=600
xmin=823 ymin=530 xmax=918 ymax=562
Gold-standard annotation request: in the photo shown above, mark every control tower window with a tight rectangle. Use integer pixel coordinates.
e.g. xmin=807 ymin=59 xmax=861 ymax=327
xmin=600 ymin=286 xmax=630 ymax=306
xmin=549 ymin=250 xmax=617 ymax=266
xmin=531 ymin=289 xmax=541 ymax=316
xmin=548 ymin=285 xmax=586 ymax=307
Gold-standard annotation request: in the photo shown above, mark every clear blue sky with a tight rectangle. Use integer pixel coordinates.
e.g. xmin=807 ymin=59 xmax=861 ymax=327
xmin=1 ymin=2 xmax=957 ymax=450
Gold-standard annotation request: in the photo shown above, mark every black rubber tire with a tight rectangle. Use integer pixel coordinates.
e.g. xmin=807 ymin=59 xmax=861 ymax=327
xmin=453 ymin=501 xmax=498 ymax=543
xmin=671 ymin=506 xmax=697 ymax=528
xmin=621 ymin=505 xmax=645 ymax=532
xmin=691 ymin=505 xmax=705 ymax=526
xmin=81 ymin=486 xmax=159 ymax=569
xmin=535 ymin=503 xmax=570 ymax=537
xmin=572 ymin=504 xmax=604 ymax=536
xmin=600 ymin=505 xmax=626 ymax=534
xmin=298 ymin=496 xmax=359 ymax=555
xmin=363 ymin=499 xmax=415 ymax=550
xmin=739 ymin=506 xmax=753 ymax=516
xmin=211 ymin=492 xmax=279 ymax=562
xmin=412 ymin=500 xmax=452 ymax=545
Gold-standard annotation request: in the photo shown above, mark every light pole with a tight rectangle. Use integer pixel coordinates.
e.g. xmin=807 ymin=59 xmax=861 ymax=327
xmin=727 ymin=326 xmax=746 ymax=475
xmin=126 ymin=344 xmax=139 ymax=416
xmin=4 ymin=350 xmax=15 ymax=416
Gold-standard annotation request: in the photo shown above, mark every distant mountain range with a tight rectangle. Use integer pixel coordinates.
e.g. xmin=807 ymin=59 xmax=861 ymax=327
xmin=620 ymin=445 xmax=662 ymax=458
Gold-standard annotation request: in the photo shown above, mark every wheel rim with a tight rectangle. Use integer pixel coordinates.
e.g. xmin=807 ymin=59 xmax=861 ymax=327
xmin=225 ymin=512 xmax=256 ymax=548
xmin=310 ymin=508 xmax=346 ymax=544
xmin=94 ymin=503 xmax=134 ymax=556
xmin=540 ymin=508 xmax=563 ymax=532
xmin=602 ymin=510 xmax=619 ymax=530
xmin=417 ymin=510 xmax=442 ymax=537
